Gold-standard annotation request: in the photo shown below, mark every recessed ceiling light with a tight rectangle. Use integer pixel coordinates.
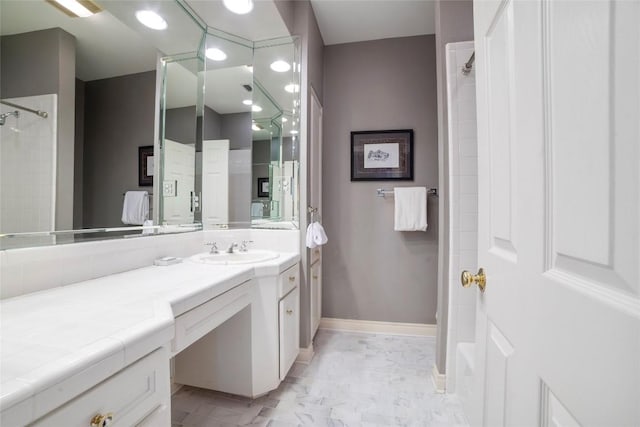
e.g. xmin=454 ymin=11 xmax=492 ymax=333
xmin=252 ymin=105 xmax=262 ymax=112
xmin=47 ymin=0 xmax=101 ymax=17
xmin=270 ymin=60 xmax=291 ymax=73
xmin=223 ymin=0 xmax=253 ymax=14
xmin=290 ymin=130 xmax=299 ymax=135
xmin=252 ymin=123 xmax=264 ymax=131
xmin=136 ymin=10 xmax=167 ymax=30
xmin=206 ymin=48 xmax=227 ymax=61
xmin=242 ymin=99 xmax=253 ymax=106
xmin=284 ymin=83 xmax=299 ymax=93
xmin=281 ymin=117 xmax=288 ymax=123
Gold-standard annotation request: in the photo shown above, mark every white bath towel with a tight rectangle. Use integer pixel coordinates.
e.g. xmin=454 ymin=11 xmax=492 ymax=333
xmin=394 ymin=187 xmax=427 ymax=231
xmin=312 ymin=222 xmax=328 ymax=245
xmin=122 ymin=191 xmax=149 ymax=225
xmin=306 ymin=222 xmax=317 ymax=248
xmin=142 ymin=219 xmax=154 ymax=235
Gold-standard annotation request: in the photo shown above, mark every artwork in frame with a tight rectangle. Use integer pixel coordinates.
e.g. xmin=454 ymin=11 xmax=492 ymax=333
xmin=257 ymin=177 xmax=269 ymax=198
xmin=351 ymin=129 xmax=414 ymax=181
xmin=138 ymin=146 xmax=154 ymax=187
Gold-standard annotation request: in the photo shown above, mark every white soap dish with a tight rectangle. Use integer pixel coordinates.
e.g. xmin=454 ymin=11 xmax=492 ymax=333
xmin=154 ymin=256 xmax=182 ymax=266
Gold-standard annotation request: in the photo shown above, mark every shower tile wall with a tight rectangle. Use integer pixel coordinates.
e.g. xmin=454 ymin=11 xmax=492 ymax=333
xmin=444 ymin=41 xmax=478 ymax=393
xmin=0 ymin=94 xmax=57 ymax=233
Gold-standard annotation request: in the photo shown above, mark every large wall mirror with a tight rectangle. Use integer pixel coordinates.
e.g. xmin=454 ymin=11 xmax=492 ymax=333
xmin=0 ymin=0 xmax=299 ymax=249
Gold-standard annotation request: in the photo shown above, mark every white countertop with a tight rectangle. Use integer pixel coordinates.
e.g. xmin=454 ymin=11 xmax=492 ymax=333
xmin=0 ymin=252 xmax=299 ymax=423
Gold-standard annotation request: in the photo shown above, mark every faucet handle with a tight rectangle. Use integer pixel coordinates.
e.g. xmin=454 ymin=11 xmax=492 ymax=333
xmin=205 ymin=242 xmax=218 ymax=254
xmin=240 ymin=240 xmax=254 ymax=252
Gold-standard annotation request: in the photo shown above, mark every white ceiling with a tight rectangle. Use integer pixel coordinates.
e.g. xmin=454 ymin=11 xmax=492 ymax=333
xmin=310 ymin=0 xmax=436 ymax=46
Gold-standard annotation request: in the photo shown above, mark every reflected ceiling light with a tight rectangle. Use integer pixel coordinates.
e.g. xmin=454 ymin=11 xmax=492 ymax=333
xmin=284 ymin=83 xmax=299 ymax=93
xmin=47 ymin=0 xmax=101 ymax=17
xmin=281 ymin=117 xmax=288 ymax=123
xmin=252 ymin=105 xmax=262 ymax=112
xmin=223 ymin=0 xmax=253 ymax=14
xmin=252 ymin=123 xmax=264 ymax=131
xmin=270 ymin=60 xmax=291 ymax=73
xmin=136 ymin=10 xmax=167 ymax=30
xmin=206 ymin=48 xmax=227 ymax=61
xmin=290 ymin=130 xmax=299 ymax=135
xmin=242 ymin=99 xmax=253 ymax=106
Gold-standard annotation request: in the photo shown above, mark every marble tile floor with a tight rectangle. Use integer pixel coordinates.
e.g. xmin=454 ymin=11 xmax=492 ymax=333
xmin=171 ymin=330 xmax=469 ymax=427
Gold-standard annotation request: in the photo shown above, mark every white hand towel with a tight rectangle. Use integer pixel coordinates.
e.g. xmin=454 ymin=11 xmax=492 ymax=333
xmin=306 ymin=222 xmax=317 ymax=248
xmin=122 ymin=191 xmax=149 ymax=225
xmin=251 ymin=202 xmax=264 ymax=217
xmin=394 ymin=187 xmax=427 ymax=231
xmin=142 ymin=219 xmax=154 ymax=235
xmin=312 ymin=222 xmax=328 ymax=245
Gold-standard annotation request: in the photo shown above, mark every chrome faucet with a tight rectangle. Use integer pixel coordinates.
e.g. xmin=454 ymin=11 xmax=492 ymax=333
xmin=226 ymin=242 xmax=238 ymax=253
xmin=205 ymin=242 xmax=218 ymax=254
xmin=239 ymin=240 xmax=254 ymax=252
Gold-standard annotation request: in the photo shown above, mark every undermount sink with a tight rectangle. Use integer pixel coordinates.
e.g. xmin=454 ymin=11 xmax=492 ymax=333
xmin=191 ymin=250 xmax=279 ymax=265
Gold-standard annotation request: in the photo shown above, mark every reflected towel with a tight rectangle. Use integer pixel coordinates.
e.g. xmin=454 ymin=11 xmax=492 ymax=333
xmin=251 ymin=202 xmax=264 ymax=217
xmin=122 ymin=191 xmax=149 ymax=225
xmin=394 ymin=187 xmax=427 ymax=231
xmin=306 ymin=222 xmax=317 ymax=248
xmin=312 ymin=222 xmax=328 ymax=245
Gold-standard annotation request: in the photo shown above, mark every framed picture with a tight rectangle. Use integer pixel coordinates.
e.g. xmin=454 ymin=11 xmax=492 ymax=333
xmin=138 ymin=146 xmax=154 ymax=187
xmin=257 ymin=177 xmax=269 ymax=198
xmin=351 ymin=129 xmax=414 ymax=181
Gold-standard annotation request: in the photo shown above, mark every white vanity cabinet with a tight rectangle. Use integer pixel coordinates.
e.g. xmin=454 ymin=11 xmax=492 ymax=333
xmin=174 ymin=262 xmax=301 ymax=397
xmin=278 ymin=265 xmax=300 ymax=380
xmin=30 ymin=347 xmax=170 ymax=427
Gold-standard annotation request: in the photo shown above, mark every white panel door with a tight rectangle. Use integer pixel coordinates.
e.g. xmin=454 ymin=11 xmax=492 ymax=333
xmin=202 ymin=139 xmax=229 ymax=228
xmin=309 ymin=88 xmax=323 ymax=337
xmin=471 ymin=1 xmax=640 ymax=426
xmin=163 ymin=139 xmax=195 ymax=225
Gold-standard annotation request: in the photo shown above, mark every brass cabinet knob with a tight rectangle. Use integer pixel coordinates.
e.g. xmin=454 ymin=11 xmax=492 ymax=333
xmin=288 ymin=276 xmax=296 ymax=282
xmin=461 ymin=268 xmax=486 ymax=292
xmin=286 ymin=309 xmax=294 ymax=315
xmin=90 ymin=413 xmax=114 ymax=427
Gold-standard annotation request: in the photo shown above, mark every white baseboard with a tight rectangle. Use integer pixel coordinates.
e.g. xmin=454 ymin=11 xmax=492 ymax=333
xmin=296 ymin=343 xmax=315 ymax=364
xmin=319 ymin=317 xmax=437 ymax=337
xmin=431 ymin=364 xmax=446 ymax=394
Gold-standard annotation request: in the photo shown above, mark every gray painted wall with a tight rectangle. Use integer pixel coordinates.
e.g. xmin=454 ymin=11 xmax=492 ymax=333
xmin=290 ymin=0 xmax=325 ymax=348
xmin=434 ymin=0 xmax=474 ymax=374
xmin=166 ymin=105 xmax=223 ymax=144
xmin=221 ymin=112 xmax=251 ymax=150
xmin=83 ymin=71 xmax=156 ymax=228
xmin=74 ymin=79 xmax=85 ymax=228
xmin=322 ymin=35 xmax=439 ymax=324
xmin=1 ymin=28 xmax=76 ymax=230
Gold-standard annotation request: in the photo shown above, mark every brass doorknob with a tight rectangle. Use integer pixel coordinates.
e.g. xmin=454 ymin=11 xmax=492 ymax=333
xmin=90 ymin=413 xmax=114 ymax=427
xmin=461 ymin=268 xmax=486 ymax=292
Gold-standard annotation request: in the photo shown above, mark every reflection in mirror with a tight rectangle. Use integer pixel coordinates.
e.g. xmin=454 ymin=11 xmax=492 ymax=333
xmin=160 ymin=55 xmax=202 ymax=227
xmin=0 ymin=0 xmax=300 ymax=249
xmin=199 ymin=30 xmax=253 ymax=229
xmin=252 ymin=37 xmax=300 ymax=228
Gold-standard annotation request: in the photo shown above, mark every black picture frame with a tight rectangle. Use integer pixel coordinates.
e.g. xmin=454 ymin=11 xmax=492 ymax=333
xmin=138 ymin=146 xmax=154 ymax=187
xmin=257 ymin=177 xmax=269 ymax=198
xmin=350 ymin=129 xmax=414 ymax=181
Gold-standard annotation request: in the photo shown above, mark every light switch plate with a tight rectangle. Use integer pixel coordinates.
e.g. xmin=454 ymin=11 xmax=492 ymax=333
xmin=163 ymin=180 xmax=177 ymax=197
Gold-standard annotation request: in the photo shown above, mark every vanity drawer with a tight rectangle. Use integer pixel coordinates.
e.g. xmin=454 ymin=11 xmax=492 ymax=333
xmin=31 ymin=348 xmax=169 ymax=427
xmin=172 ymin=280 xmax=253 ymax=354
xmin=278 ymin=264 xmax=299 ymax=298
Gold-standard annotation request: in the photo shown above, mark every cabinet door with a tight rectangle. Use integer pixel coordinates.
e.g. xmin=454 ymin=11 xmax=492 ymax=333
xmin=279 ymin=287 xmax=299 ymax=380
xmin=310 ymin=260 xmax=321 ymax=337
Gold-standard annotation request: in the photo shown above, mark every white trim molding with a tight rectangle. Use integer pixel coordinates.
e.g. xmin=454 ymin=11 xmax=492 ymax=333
xmin=431 ymin=364 xmax=446 ymax=394
xmin=319 ymin=317 xmax=437 ymax=337
xmin=296 ymin=343 xmax=315 ymax=364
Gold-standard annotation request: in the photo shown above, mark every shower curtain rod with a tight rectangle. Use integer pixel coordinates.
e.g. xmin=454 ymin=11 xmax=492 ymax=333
xmin=462 ymin=51 xmax=475 ymax=75
xmin=0 ymin=100 xmax=48 ymax=118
